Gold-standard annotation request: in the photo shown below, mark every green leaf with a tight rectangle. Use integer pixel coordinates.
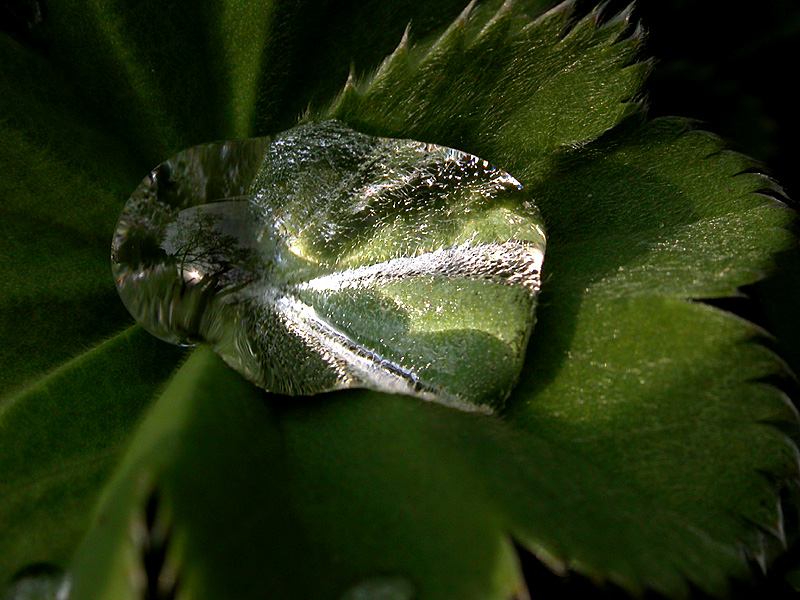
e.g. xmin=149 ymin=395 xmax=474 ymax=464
xmin=67 ymin=346 xmax=320 ymax=600
xmin=0 ymin=327 xmax=183 ymax=581
xmin=1 ymin=0 xmax=798 ymax=598
xmin=68 ymin=348 xmax=530 ymax=600
xmin=319 ymin=0 xmax=652 ymax=183
xmin=0 ymin=33 xmax=145 ymax=394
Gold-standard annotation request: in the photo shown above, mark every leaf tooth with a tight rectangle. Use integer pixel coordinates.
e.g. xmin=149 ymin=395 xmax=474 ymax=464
xmin=427 ymin=0 xmax=476 ymax=55
xmin=772 ymin=476 xmax=800 ymax=550
xmin=605 ymin=2 xmax=635 ymax=29
xmin=590 ymin=0 xmax=612 ymax=21
xmin=738 ymin=167 xmax=790 ymax=201
xmin=373 ymin=23 xmax=412 ymax=83
xmin=541 ymin=0 xmax=578 ymax=20
xmin=476 ymin=0 xmax=555 ymax=48
xmin=344 ymin=74 xmax=362 ymax=97
xmin=755 ymin=393 xmax=800 ymax=454
xmin=560 ymin=0 xmax=639 ymax=48
xmin=743 ymin=527 xmax=772 ymax=574
xmin=327 ymin=23 xmax=412 ymax=118
xmin=454 ymin=0 xmax=479 ymax=26
xmin=297 ymin=103 xmax=312 ymax=124
xmin=397 ymin=21 xmax=412 ymax=52
xmin=346 ymin=62 xmax=358 ymax=88
xmin=630 ymin=20 xmax=647 ymax=44
xmin=746 ymin=394 xmax=800 ymax=556
xmin=520 ymin=539 xmax=569 ymax=577
xmin=519 ymin=0 xmax=575 ymax=41
xmin=600 ymin=3 xmax=641 ymax=45
xmin=502 ymin=537 xmax=534 ymax=600
xmin=497 ymin=0 xmax=517 ymax=14
xmin=763 ymin=484 xmax=788 ymax=548
xmin=510 ymin=578 xmax=531 ymax=600
xmin=476 ymin=0 xmax=515 ymax=41
xmin=327 ymin=67 xmax=362 ymax=117
xmin=559 ymin=3 xmax=605 ymax=43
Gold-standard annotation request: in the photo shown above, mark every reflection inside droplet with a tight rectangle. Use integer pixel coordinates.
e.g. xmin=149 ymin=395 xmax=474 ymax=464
xmin=111 ymin=120 xmax=546 ymax=413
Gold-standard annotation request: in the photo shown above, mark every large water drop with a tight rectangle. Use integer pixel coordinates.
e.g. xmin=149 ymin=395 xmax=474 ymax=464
xmin=112 ymin=120 xmax=545 ymax=413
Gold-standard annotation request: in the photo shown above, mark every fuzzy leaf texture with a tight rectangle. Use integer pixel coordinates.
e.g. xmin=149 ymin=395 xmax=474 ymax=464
xmin=0 ymin=1 xmax=797 ymax=599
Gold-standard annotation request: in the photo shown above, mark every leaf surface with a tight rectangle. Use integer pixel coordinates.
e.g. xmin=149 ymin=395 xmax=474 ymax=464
xmin=0 ymin=328 xmax=183 ymax=581
xmin=0 ymin=0 xmax=797 ymax=598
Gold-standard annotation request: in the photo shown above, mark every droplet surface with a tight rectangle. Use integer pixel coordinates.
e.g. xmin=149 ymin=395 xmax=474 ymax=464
xmin=112 ymin=120 xmax=545 ymax=412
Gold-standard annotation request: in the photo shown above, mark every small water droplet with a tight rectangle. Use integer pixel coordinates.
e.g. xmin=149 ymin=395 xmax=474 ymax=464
xmin=112 ymin=120 xmax=546 ymax=412
xmin=340 ymin=575 xmax=415 ymax=600
xmin=4 ymin=564 xmax=70 ymax=600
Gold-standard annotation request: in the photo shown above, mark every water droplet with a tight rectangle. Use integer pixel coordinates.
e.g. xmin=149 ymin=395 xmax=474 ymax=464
xmin=112 ymin=120 xmax=546 ymax=412
xmin=4 ymin=564 xmax=70 ymax=600
xmin=340 ymin=575 xmax=415 ymax=600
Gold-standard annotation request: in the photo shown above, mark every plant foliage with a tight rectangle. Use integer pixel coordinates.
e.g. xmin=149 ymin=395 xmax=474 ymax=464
xmin=0 ymin=0 xmax=797 ymax=598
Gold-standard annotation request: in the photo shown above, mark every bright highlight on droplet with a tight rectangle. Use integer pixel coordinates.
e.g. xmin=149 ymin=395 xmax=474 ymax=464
xmin=111 ymin=120 xmax=545 ymax=413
